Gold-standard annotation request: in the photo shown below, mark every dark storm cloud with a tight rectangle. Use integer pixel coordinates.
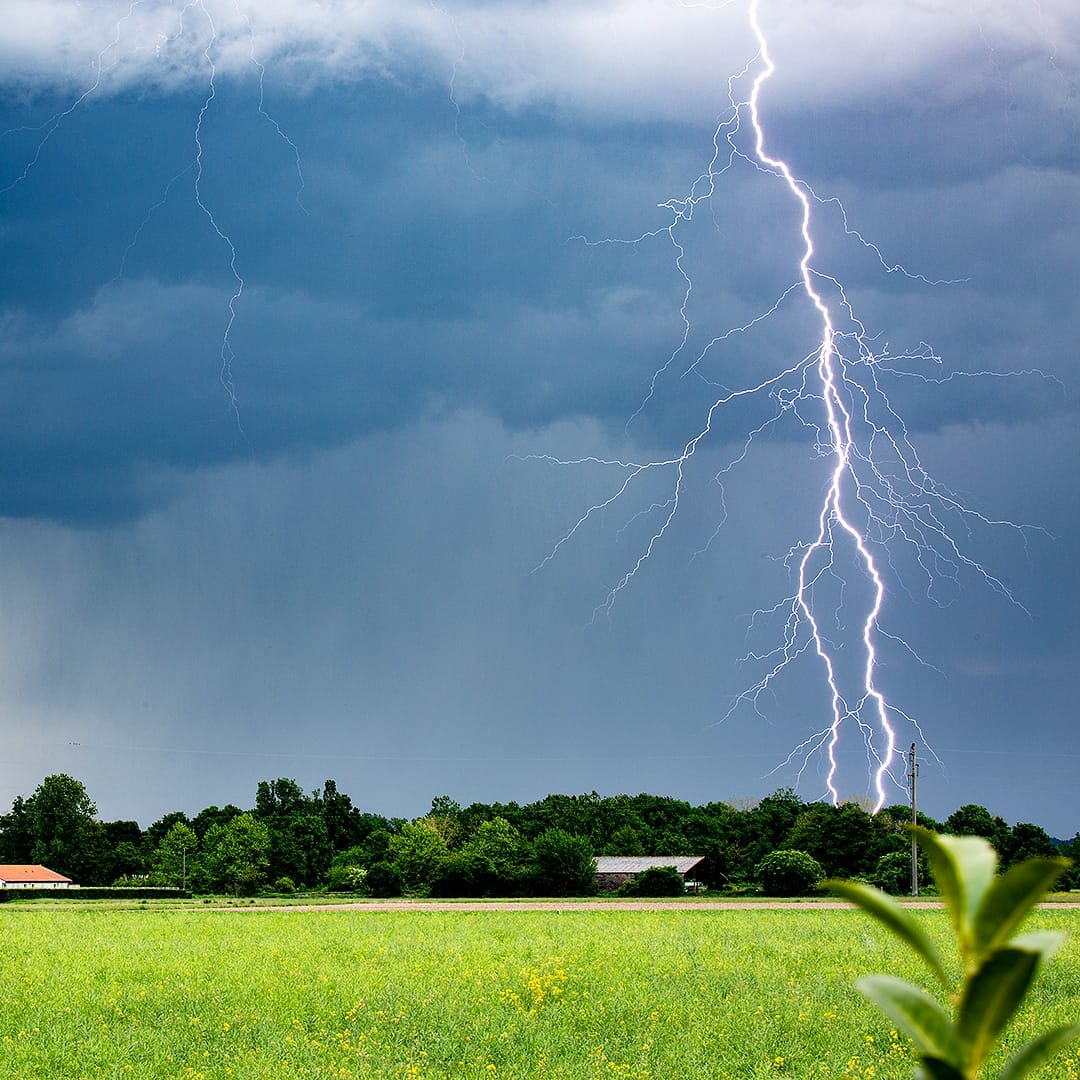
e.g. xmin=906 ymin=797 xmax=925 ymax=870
xmin=4 ymin=65 xmax=1074 ymax=527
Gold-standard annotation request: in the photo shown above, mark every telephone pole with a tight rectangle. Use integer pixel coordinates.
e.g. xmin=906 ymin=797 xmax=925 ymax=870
xmin=909 ymin=742 xmax=919 ymax=897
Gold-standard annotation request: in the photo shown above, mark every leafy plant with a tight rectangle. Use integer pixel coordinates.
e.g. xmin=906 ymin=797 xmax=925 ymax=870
xmin=756 ymin=848 xmax=824 ymax=896
xmin=827 ymin=827 xmax=1080 ymax=1079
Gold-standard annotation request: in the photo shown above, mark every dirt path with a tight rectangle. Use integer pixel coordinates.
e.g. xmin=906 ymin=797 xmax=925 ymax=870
xmin=223 ymin=899 xmax=944 ymax=913
xmin=217 ymin=899 xmax=1080 ymax=913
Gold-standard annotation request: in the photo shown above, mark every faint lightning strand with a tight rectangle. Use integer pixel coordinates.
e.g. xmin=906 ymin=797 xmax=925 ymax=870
xmin=237 ymin=3 xmax=308 ymax=214
xmin=1 ymin=0 xmax=147 ymax=196
xmin=189 ymin=0 xmax=246 ymax=429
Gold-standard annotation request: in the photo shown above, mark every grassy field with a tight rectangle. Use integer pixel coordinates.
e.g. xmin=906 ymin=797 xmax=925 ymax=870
xmin=2 ymin=905 xmax=1079 ymax=1079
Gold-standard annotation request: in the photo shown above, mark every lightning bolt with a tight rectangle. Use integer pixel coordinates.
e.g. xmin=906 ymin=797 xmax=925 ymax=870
xmin=528 ymin=0 xmax=1048 ymax=809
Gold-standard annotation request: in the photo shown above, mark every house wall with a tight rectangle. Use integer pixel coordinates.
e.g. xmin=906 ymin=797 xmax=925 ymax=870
xmin=0 ymin=881 xmax=72 ymax=889
xmin=596 ymin=872 xmax=636 ymax=892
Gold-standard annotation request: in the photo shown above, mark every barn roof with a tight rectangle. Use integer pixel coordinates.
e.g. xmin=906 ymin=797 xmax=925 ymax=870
xmin=0 ymin=864 xmax=73 ymax=884
xmin=594 ymin=856 xmax=704 ymax=875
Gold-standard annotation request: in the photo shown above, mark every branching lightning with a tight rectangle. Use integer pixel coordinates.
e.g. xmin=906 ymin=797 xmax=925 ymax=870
xmin=1 ymin=0 xmax=308 ymax=431
xmin=530 ymin=0 xmax=1048 ymax=809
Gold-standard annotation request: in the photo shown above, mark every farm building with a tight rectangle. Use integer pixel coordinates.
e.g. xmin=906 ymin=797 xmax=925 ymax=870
xmin=594 ymin=855 xmax=705 ymax=892
xmin=0 ymin=865 xmax=74 ymax=889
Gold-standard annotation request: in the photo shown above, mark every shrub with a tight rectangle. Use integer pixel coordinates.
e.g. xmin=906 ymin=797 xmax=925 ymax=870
xmin=620 ymin=866 xmax=685 ymax=897
xmin=273 ymin=876 xmax=296 ymax=894
xmin=366 ymin=860 xmax=404 ymax=898
xmin=755 ymin=849 xmax=824 ymax=896
xmin=326 ymin=863 xmax=368 ymax=893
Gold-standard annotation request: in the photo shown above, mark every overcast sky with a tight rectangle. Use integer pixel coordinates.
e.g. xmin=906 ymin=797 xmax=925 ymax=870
xmin=2 ymin=0 xmax=1078 ymax=835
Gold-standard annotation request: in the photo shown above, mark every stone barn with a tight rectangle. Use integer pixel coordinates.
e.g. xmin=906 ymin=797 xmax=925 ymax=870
xmin=594 ymin=855 xmax=705 ymax=892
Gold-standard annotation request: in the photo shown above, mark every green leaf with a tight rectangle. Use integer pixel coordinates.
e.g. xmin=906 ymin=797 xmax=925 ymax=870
xmin=855 ymin=975 xmax=963 ymax=1068
xmin=956 ymin=944 xmax=1051 ymax=1070
xmin=824 ymin=878 xmax=951 ymax=989
xmin=973 ymin=857 xmax=1069 ymax=959
xmin=914 ymin=828 xmax=997 ymax=964
xmin=1009 ymin=929 xmax=1066 ymax=960
xmin=998 ymin=1022 xmax=1080 ymax=1080
xmin=915 ymin=1059 xmax=967 ymax=1080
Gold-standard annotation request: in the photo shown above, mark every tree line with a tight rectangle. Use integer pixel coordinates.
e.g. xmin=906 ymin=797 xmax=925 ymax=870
xmin=0 ymin=774 xmax=1075 ymax=897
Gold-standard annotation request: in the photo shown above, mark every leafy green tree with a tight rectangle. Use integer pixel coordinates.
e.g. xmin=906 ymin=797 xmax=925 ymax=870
xmin=366 ymin=860 xmax=405 ymax=898
xmin=1001 ymin=823 xmax=1056 ymax=870
xmin=872 ymin=849 xmax=930 ymax=896
xmin=602 ymin=824 xmax=646 ymax=856
xmin=739 ymin=789 xmax=806 ymax=877
xmin=755 ymin=849 xmax=824 ymax=896
xmin=202 ymin=813 xmax=271 ymax=895
xmin=943 ymin=804 xmax=1009 ymax=851
xmin=192 ymin=804 xmax=243 ymax=840
xmin=388 ymin=820 xmax=450 ymax=891
xmin=315 ymin=780 xmax=370 ymax=851
xmin=255 ymin=778 xmax=307 ymax=818
xmin=24 ymin=774 xmax=104 ymax=883
xmin=460 ymin=817 xmax=530 ymax=885
xmin=151 ymin=822 xmax=200 ymax=889
xmin=785 ymin=801 xmax=884 ymax=878
xmin=101 ymin=820 xmax=146 ymax=883
xmin=531 ymin=828 xmax=595 ymax=896
xmin=432 ymin=851 xmax=497 ymax=897
xmin=144 ymin=810 xmax=191 ymax=848
xmin=0 ymin=796 xmax=35 ymax=862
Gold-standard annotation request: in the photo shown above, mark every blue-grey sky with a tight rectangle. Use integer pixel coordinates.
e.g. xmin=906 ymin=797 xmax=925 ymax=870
xmin=2 ymin=0 xmax=1078 ymax=834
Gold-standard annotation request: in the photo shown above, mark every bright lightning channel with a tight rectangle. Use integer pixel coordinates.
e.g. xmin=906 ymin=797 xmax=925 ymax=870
xmin=744 ymin=1 xmax=895 ymax=807
xmin=529 ymin=0 xmax=1045 ymax=810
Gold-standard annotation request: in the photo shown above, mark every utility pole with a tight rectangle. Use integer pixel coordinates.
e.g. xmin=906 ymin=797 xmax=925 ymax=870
xmin=909 ymin=742 xmax=919 ymax=897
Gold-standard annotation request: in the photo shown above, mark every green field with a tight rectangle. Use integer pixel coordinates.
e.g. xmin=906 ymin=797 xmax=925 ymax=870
xmin=2 ymin=906 xmax=1079 ymax=1079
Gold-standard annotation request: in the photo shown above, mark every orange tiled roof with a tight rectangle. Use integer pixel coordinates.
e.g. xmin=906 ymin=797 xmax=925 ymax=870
xmin=0 ymin=864 xmax=73 ymax=883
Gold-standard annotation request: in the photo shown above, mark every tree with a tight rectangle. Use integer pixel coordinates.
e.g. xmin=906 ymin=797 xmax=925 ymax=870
xmin=192 ymin=804 xmax=243 ymax=840
xmin=755 ymin=849 xmax=824 ymax=896
xmin=388 ymin=820 xmax=450 ymax=891
xmin=24 ymin=774 xmax=103 ymax=883
xmin=151 ymin=822 xmax=200 ymax=889
xmin=1002 ymin=822 xmax=1057 ymax=869
xmin=531 ymin=829 xmax=595 ymax=896
xmin=784 ymin=801 xmax=886 ymax=879
xmin=202 ymin=813 xmax=271 ymax=895
xmin=461 ymin=818 xmax=530 ymax=883
xmin=101 ymin=820 xmax=146 ymax=883
xmin=315 ymin=780 xmax=369 ymax=851
xmin=0 ymin=796 xmax=35 ymax=863
xmin=943 ymin=804 xmax=1009 ymax=850
xmin=255 ymin=778 xmax=307 ymax=819
xmin=872 ymin=849 xmax=929 ymax=896
xmin=143 ymin=811 xmax=191 ymax=853
xmin=602 ymin=824 xmax=645 ymax=857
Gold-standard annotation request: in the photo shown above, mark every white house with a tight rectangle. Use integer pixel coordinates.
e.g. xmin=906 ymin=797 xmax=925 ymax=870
xmin=0 ymin=864 xmax=75 ymax=889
